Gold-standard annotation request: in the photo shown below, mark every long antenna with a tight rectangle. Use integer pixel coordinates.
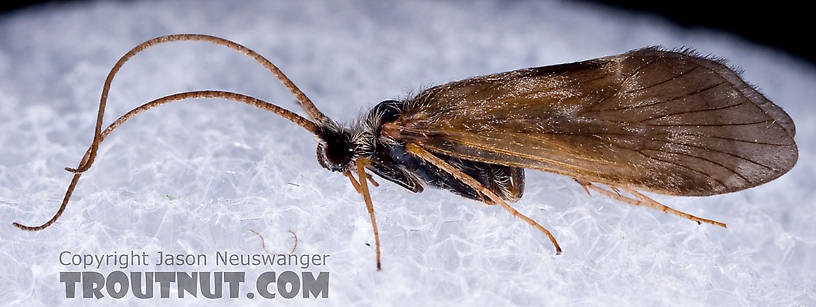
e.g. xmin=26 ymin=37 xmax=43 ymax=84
xmin=67 ymin=34 xmax=330 ymax=174
xmin=14 ymin=35 xmax=329 ymax=231
xmin=13 ymin=90 xmax=318 ymax=231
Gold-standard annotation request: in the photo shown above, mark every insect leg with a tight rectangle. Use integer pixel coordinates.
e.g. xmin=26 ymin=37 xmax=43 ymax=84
xmin=364 ymin=173 xmax=380 ymax=187
xmin=249 ymin=229 xmax=299 ymax=255
xmin=356 ymin=159 xmax=382 ymax=270
xmin=344 ymin=170 xmax=379 ymax=193
xmin=624 ymin=189 xmax=726 ymax=228
xmin=574 ymin=178 xmax=592 ymax=196
xmin=503 ymin=167 xmax=525 ymax=202
xmin=575 ymin=179 xmax=625 ymax=197
xmin=579 ymin=182 xmax=726 ymax=228
xmin=344 ymin=170 xmax=362 ymax=193
xmin=287 ymin=229 xmax=300 ymax=254
xmin=405 ymin=143 xmax=562 ymax=255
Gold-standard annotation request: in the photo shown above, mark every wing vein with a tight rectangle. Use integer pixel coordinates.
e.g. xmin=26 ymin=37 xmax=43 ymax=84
xmin=541 ymin=130 xmax=775 ymax=171
xmin=681 ymin=133 xmax=794 ymax=146
xmin=645 ymin=148 xmax=752 ymax=184
xmin=649 ymin=138 xmax=774 ymax=171
xmin=585 ymin=132 xmax=774 ymax=171
xmin=644 ymin=119 xmax=772 ymax=127
xmin=586 ymin=58 xmax=657 ymax=112
xmin=637 ymin=150 xmax=728 ymax=189
xmin=637 ymin=101 xmax=744 ymax=123
xmin=589 ymin=81 xmax=726 ymax=114
xmin=624 ymin=66 xmax=699 ymax=94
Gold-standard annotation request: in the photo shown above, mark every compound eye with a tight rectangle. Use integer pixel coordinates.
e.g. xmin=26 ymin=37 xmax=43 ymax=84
xmin=316 ymin=136 xmax=353 ymax=172
xmin=326 ymin=138 xmax=353 ymax=166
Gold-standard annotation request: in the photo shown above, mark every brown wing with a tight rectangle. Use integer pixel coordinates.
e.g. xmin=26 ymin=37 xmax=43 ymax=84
xmin=383 ymin=48 xmax=798 ymax=196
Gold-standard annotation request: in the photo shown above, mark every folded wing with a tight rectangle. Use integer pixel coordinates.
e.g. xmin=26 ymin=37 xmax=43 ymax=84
xmin=386 ymin=48 xmax=797 ymax=196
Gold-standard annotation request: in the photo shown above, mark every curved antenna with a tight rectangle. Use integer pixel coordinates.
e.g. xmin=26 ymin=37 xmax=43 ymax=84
xmin=13 ymin=90 xmax=318 ymax=231
xmin=68 ymin=34 xmax=331 ymax=174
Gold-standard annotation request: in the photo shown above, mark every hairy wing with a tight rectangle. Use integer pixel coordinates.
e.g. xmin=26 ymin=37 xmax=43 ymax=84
xmin=384 ymin=48 xmax=798 ymax=196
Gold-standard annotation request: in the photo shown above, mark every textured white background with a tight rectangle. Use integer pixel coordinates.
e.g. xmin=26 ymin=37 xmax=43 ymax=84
xmin=1 ymin=1 xmax=814 ymax=306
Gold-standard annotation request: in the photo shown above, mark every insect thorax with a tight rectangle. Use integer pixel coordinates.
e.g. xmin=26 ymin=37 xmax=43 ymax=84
xmin=351 ymin=99 xmax=407 ymax=158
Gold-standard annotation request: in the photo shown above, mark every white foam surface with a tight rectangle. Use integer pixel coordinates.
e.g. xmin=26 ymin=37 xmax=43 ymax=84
xmin=1 ymin=1 xmax=814 ymax=306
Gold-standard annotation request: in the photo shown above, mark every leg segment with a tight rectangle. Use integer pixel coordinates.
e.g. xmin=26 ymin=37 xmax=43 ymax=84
xmin=405 ymin=143 xmax=562 ymax=255
xmin=574 ymin=179 xmax=726 ymax=228
xmin=356 ymin=159 xmax=382 ymax=270
xmin=249 ymin=229 xmax=299 ymax=255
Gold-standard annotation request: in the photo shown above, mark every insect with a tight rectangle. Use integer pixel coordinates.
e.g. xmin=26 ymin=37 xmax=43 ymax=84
xmin=14 ymin=35 xmax=798 ymax=270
